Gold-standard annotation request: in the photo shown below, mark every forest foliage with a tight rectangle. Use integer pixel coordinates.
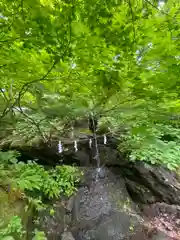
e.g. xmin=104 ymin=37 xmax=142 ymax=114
xmin=0 ymin=0 xmax=180 ymax=166
xmin=1 ymin=0 xmax=180 ymax=238
xmin=0 ymin=150 xmax=81 ymax=240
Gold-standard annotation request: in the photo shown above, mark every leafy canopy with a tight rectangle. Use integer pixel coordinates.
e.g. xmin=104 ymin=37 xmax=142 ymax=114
xmin=0 ymin=0 xmax=180 ymax=168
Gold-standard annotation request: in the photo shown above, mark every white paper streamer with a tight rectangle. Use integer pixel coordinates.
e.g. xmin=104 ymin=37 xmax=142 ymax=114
xmin=89 ymin=138 xmax=92 ymax=148
xmin=104 ymin=134 xmax=107 ymax=144
xmin=71 ymin=126 xmax=74 ymax=139
xmin=58 ymin=141 xmax=63 ymax=153
xmin=74 ymin=140 xmax=78 ymax=152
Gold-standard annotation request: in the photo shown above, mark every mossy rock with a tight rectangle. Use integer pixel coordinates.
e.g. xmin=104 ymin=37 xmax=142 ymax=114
xmin=0 ymin=187 xmax=26 ymax=228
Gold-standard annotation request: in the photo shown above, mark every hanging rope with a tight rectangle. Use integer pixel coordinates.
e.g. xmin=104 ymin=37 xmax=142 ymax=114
xmin=90 ymin=112 xmax=100 ymax=169
xmin=57 ymin=127 xmax=121 ymax=154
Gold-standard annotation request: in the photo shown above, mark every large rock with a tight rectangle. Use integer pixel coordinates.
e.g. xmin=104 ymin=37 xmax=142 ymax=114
xmin=120 ymin=162 xmax=180 ymax=205
xmin=61 ymin=231 xmax=75 ymax=240
xmin=70 ymin=166 xmax=180 ymax=240
xmin=70 ymin=167 xmax=144 ymax=240
xmin=31 ymin=165 xmax=180 ymax=240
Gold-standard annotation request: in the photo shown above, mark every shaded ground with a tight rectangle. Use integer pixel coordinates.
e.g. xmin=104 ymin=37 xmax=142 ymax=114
xmin=143 ymin=203 xmax=180 ymax=240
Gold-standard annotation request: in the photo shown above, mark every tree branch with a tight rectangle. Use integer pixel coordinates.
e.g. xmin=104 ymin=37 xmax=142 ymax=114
xmin=14 ymin=105 xmax=48 ymax=143
xmin=145 ymin=0 xmax=168 ymax=15
xmin=128 ymin=0 xmax=136 ymax=44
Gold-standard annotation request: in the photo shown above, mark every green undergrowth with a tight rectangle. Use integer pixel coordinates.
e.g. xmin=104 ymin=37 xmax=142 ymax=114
xmin=0 ymin=150 xmax=82 ymax=240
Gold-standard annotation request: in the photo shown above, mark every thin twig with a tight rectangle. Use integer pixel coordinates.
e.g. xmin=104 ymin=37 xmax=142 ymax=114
xmin=128 ymin=0 xmax=136 ymax=44
xmin=14 ymin=106 xmax=48 ymax=143
xmin=90 ymin=112 xmax=101 ymax=169
xmin=145 ymin=0 xmax=168 ymax=15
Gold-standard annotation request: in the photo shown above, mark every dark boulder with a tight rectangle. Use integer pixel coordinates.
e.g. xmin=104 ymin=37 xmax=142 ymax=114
xmin=32 ymin=165 xmax=180 ymax=240
xmin=70 ymin=167 xmax=144 ymax=240
xmin=120 ymin=162 xmax=180 ymax=205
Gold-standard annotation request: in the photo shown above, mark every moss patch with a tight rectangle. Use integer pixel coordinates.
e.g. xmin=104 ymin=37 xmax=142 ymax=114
xmin=0 ymin=187 xmax=25 ymax=227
